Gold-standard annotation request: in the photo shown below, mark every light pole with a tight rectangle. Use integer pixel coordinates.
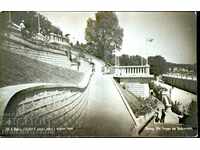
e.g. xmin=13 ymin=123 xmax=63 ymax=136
xmin=8 ymin=11 xmax=12 ymax=23
xmin=145 ymin=38 xmax=154 ymax=65
xmin=38 ymin=14 xmax=40 ymax=33
xmin=114 ymin=49 xmax=121 ymax=66
xmin=34 ymin=13 xmax=40 ymax=33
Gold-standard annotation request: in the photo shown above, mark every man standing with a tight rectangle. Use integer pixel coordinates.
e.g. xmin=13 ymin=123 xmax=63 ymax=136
xmin=19 ymin=20 xmax=25 ymax=31
xmin=160 ymin=109 xmax=166 ymax=123
xmin=19 ymin=20 xmax=27 ymax=37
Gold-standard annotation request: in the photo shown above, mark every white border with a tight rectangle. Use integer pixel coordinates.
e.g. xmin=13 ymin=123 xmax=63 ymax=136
xmin=0 ymin=0 xmax=199 ymax=149
xmin=0 ymin=138 xmax=200 ymax=150
xmin=0 ymin=0 xmax=199 ymax=11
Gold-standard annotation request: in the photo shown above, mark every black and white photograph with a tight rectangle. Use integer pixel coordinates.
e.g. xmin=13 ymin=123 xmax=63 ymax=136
xmin=0 ymin=11 xmax=197 ymax=137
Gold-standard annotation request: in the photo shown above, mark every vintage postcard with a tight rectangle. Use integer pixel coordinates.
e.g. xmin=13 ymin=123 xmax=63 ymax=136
xmin=0 ymin=11 xmax=197 ymax=137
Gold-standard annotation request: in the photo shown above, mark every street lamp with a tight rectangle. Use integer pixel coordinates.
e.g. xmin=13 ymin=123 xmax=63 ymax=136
xmin=111 ymin=41 xmax=120 ymax=66
xmin=145 ymin=38 xmax=154 ymax=65
xmin=112 ymin=49 xmax=121 ymax=66
xmin=8 ymin=11 xmax=12 ymax=23
xmin=34 ymin=13 xmax=40 ymax=33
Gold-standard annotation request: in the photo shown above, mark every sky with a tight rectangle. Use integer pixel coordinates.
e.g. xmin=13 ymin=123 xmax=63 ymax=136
xmin=40 ymin=12 xmax=196 ymax=64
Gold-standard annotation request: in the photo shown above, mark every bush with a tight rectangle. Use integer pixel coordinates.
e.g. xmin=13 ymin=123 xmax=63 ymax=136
xmin=171 ymin=100 xmax=182 ymax=115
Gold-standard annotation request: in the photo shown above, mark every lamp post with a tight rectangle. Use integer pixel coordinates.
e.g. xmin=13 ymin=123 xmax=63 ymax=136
xmin=114 ymin=49 xmax=121 ymax=66
xmin=8 ymin=11 xmax=12 ymax=23
xmin=37 ymin=14 xmax=40 ymax=33
xmin=145 ymin=38 xmax=154 ymax=65
xmin=34 ymin=13 xmax=40 ymax=33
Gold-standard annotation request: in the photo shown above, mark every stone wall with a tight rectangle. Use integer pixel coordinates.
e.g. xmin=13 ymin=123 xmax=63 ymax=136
xmin=162 ymin=76 xmax=197 ymax=94
xmin=2 ymin=29 xmax=72 ymax=68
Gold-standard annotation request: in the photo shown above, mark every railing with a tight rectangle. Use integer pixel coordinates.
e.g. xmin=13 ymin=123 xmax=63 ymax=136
xmin=163 ymin=73 xmax=197 ymax=81
xmin=6 ymin=22 xmax=70 ymax=49
xmin=113 ymin=65 xmax=152 ymax=77
xmin=48 ymin=33 xmax=69 ymax=46
xmin=4 ymin=24 xmax=69 ymax=55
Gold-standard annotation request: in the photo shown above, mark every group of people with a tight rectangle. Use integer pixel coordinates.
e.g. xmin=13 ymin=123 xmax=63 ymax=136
xmin=154 ymin=108 xmax=166 ymax=123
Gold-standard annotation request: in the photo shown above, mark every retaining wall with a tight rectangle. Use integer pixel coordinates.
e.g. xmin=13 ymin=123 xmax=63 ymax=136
xmin=162 ymin=76 xmax=197 ymax=94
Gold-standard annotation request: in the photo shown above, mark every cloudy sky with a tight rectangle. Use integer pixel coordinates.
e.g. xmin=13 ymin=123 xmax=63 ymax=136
xmin=40 ymin=12 xmax=196 ymax=64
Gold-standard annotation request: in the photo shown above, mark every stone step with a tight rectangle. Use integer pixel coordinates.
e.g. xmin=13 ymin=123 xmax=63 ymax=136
xmin=127 ymin=83 xmax=149 ymax=97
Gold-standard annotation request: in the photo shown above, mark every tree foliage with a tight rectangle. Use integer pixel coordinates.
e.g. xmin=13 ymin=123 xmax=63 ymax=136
xmin=0 ymin=11 xmax=63 ymax=37
xmin=167 ymin=62 xmax=197 ymax=75
xmin=148 ymin=55 xmax=196 ymax=76
xmin=119 ymin=54 xmax=146 ymax=66
xmin=0 ymin=12 xmax=9 ymax=44
xmin=148 ymin=55 xmax=168 ymax=76
xmin=85 ymin=12 xmax=123 ymax=63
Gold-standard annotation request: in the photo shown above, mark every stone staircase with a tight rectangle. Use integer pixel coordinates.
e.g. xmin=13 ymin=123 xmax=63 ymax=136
xmin=0 ymin=50 xmax=83 ymax=87
xmin=127 ymin=83 xmax=150 ymax=98
xmin=3 ymin=40 xmax=71 ymax=68
xmin=1 ymin=86 xmax=90 ymax=136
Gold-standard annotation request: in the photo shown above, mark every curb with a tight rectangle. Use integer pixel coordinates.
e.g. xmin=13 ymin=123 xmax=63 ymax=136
xmin=0 ymin=72 xmax=93 ymax=127
xmin=112 ymin=78 xmax=139 ymax=127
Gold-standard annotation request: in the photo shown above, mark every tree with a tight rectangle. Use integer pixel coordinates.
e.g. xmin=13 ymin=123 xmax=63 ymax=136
xmin=1 ymin=11 xmax=63 ymax=37
xmin=148 ymin=55 xmax=168 ymax=76
xmin=119 ymin=54 xmax=146 ymax=66
xmin=0 ymin=12 xmax=8 ymax=42
xmin=85 ymin=12 xmax=123 ymax=64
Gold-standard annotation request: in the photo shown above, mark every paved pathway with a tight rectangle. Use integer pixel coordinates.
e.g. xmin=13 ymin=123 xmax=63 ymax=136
xmin=77 ymin=60 xmax=136 ymax=137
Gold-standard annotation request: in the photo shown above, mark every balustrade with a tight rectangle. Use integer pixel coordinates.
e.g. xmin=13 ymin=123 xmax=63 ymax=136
xmin=113 ymin=65 xmax=151 ymax=77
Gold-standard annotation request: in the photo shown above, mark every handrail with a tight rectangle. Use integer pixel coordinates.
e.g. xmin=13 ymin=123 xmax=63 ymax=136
xmin=113 ymin=65 xmax=150 ymax=68
xmin=163 ymin=73 xmax=197 ymax=81
xmin=137 ymin=113 xmax=155 ymax=135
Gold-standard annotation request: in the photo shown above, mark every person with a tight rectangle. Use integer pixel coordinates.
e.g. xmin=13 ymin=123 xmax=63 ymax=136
xmin=150 ymin=89 xmax=154 ymax=97
xmin=154 ymin=108 xmax=161 ymax=123
xmin=160 ymin=109 xmax=166 ymax=123
xmin=77 ymin=61 xmax=80 ymax=71
xmin=154 ymin=110 xmax=159 ymax=123
xmin=20 ymin=20 xmax=28 ymax=38
xmin=69 ymin=50 xmax=72 ymax=62
xmin=19 ymin=20 xmax=26 ymax=32
xmin=92 ymin=63 xmax=95 ymax=72
xmin=169 ymin=87 xmax=172 ymax=99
